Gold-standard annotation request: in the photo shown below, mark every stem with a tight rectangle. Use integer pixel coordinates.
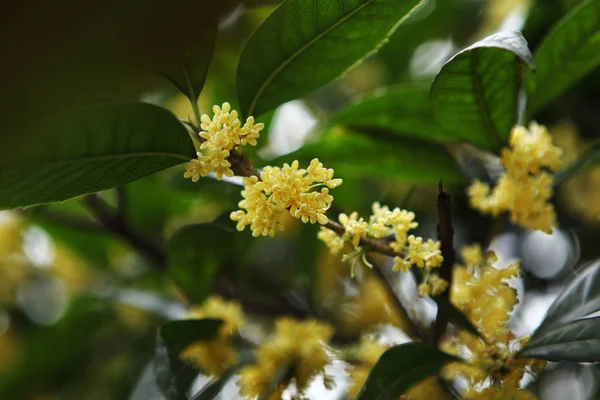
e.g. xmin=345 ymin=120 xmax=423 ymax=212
xmin=366 ymin=254 xmax=427 ymax=342
xmin=182 ymin=61 xmax=202 ymax=128
xmin=82 ymin=194 xmax=166 ymax=268
xmin=433 ymin=181 xmax=456 ymax=344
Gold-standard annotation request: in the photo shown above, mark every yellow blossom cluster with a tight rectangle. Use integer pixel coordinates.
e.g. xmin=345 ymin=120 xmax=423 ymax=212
xmin=318 ymin=202 xmax=443 ymax=278
xmin=184 ymin=102 xmax=264 ymax=181
xmin=239 ymin=318 xmax=334 ymax=400
xmin=343 ymin=336 xmax=389 ymax=398
xmin=440 ymin=244 xmax=545 ymax=398
xmin=468 ymin=122 xmax=563 ymax=233
xmin=231 ymin=159 xmax=342 ymax=237
xmin=179 ymin=296 xmax=244 ymax=377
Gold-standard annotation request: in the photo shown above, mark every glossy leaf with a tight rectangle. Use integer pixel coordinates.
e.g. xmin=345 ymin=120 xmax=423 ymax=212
xmin=167 ymin=224 xmax=235 ymax=304
xmin=526 ymin=0 xmax=600 ymax=116
xmin=332 ymin=84 xmax=453 ymax=143
xmin=532 ymin=261 xmax=600 ymax=335
xmin=518 ymin=317 xmax=600 ymax=362
xmin=237 ymin=0 xmax=425 ymax=117
xmin=0 ymin=102 xmax=194 ymax=210
xmin=518 ymin=262 xmax=600 ymax=362
xmin=431 ymin=31 xmax=534 ymax=151
xmin=356 ymin=343 xmax=459 ymax=400
xmin=272 ymin=133 xmax=466 ymax=185
xmin=154 ymin=319 xmax=223 ymax=400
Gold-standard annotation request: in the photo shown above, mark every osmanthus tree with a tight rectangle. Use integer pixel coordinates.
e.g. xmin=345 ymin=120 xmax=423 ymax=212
xmin=1 ymin=0 xmax=600 ymax=399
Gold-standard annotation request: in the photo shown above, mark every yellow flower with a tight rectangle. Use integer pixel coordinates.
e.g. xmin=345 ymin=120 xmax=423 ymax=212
xmin=468 ymin=122 xmax=563 ymax=233
xmin=461 ymin=244 xmax=484 ymax=266
xmin=339 ymin=212 xmax=369 ymax=248
xmin=317 ymin=227 xmax=345 ymax=254
xmin=179 ymin=296 xmax=244 ymax=377
xmin=231 ymin=159 xmax=341 ymax=236
xmin=343 ymin=337 xmax=388 ymax=399
xmin=239 ymin=318 xmax=334 ymax=400
xmin=184 ymin=102 xmax=264 ymax=181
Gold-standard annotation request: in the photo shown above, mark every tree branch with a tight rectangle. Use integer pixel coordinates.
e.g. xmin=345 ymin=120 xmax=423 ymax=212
xmin=433 ymin=181 xmax=456 ymax=344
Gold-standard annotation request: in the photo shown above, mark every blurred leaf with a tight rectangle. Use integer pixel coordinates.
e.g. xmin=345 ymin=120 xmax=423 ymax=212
xmin=332 ymin=84 xmax=453 ymax=143
xmin=154 ymin=319 xmax=223 ymax=400
xmin=518 ymin=261 xmax=600 ymax=361
xmin=160 ymin=23 xmax=218 ymax=102
xmin=432 ymin=295 xmax=483 ymax=339
xmin=0 ymin=102 xmax=194 ymax=210
xmin=237 ymin=0 xmax=425 ymax=117
xmin=192 ymin=367 xmax=240 ymax=400
xmin=272 ymin=133 xmax=466 ymax=185
xmin=356 ymin=343 xmax=459 ymax=400
xmin=518 ymin=317 xmax=600 ymax=362
xmin=526 ymin=0 xmax=600 ymax=116
xmin=554 ymin=141 xmax=600 ymax=185
xmin=0 ymin=298 xmax=112 ymax=398
xmin=431 ymin=31 xmax=534 ymax=151
xmin=167 ymin=224 xmax=235 ymax=304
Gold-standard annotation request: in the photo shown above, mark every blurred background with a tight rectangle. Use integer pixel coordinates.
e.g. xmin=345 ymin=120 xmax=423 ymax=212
xmin=1 ymin=0 xmax=600 ymax=399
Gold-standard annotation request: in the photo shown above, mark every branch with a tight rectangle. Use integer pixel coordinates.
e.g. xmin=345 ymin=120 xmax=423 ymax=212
xmin=82 ymin=194 xmax=166 ymax=268
xmin=433 ymin=181 xmax=456 ymax=344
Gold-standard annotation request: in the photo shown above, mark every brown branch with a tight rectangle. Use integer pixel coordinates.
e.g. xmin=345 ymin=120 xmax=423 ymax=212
xmin=82 ymin=194 xmax=166 ymax=268
xmin=433 ymin=181 xmax=456 ymax=344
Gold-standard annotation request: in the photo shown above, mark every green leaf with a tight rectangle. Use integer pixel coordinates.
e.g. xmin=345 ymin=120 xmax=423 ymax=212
xmin=431 ymin=31 xmax=534 ymax=151
xmin=518 ymin=261 xmax=600 ymax=362
xmin=272 ymin=133 xmax=466 ymax=185
xmin=531 ymin=261 xmax=600 ymax=336
xmin=167 ymin=224 xmax=235 ymax=304
xmin=332 ymin=84 xmax=454 ymax=143
xmin=237 ymin=0 xmax=425 ymax=117
xmin=154 ymin=319 xmax=223 ymax=400
xmin=518 ymin=317 xmax=600 ymax=362
xmin=432 ymin=296 xmax=484 ymax=339
xmin=160 ymin=23 xmax=218 ymax=102
xmin=0 ymin=102 xmax=194 ymax=210
xmin=356 ymin=343 xmax=459 ymax=400
xmin=526 ymin=0 xmax=600 ymax=116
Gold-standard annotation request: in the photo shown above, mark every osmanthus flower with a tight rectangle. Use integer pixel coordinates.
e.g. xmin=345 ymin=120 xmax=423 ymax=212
xmin=468 ymin=122 xmax=564 ymax=233
xmin=231 ymin=159 xmax=342 ymax=237
xmin=318 ymin=202 xmax=443 ymax=278
xmin=179 ymin=296 xmax=244 ymax=377
xmin=239 ymin=318 xmax=334 ymax=400
xmin=439 ymin=245 xmax=545 ymax=398
xmin=184 ymin=102 xmax=265 ymax=181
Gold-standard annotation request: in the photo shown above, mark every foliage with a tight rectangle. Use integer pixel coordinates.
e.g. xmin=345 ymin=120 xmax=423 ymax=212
xmin=2 ymin=0 xmax=600 ymax=399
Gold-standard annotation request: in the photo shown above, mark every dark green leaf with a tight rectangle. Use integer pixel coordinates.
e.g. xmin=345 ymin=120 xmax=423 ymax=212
xmin=518 ymin=317 xmax=600 ymax=362
xmin=531 ymin=261 xmax=600 ymax=336
xmin=526 ymin=0 xmax=600 ymax=116
xmin=356 ymin=343 xmax=459 ymax=400
xmin=154 ymin=319 xmax=223 ymax=400
xmin=332 ymin=84 xmax=454 ymax=143
xmin=432 ymin=295 xmax=483 ymax=339
xmin=167 ymin=224 xmax=235 ymax=304
xmin=518 ymin=261 xmax=600 ymax=362
xmin=0 ymin=102 xmax=194 ymax=210
xmin=272 ymin=133 xmax=466 ymax=185
xmin=431 ymin=31 xmax=534 ymax=151
xmin=237 ymin=0 xmax=425 ymax=117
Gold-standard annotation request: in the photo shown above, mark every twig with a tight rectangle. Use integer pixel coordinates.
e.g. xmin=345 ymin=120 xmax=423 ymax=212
xmin=366 ymin=254 xmax=427 ymax=342
xmin=433 ymin=181 xmax=456 ymax=344
xmin=82 ymin=194 xmax=166 ymax=268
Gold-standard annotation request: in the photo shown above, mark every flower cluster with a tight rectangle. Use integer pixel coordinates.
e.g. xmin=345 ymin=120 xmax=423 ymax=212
xmin=318 ymin=202 xmax=443 ymax=279
xmin=231 ymin=159 xmax=342 ymax=237
xmin=440 ymin=245 xmax=545 ymax=398
xmin=184 ymin=102 xmax=264 ymax=181
xmin=239 ymin=318 xmax=334 ymax=400
xmin=179 ymin=296 xmax=244 ymax=376
xmin=468 ymin=122 xmax=563 ymax=233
